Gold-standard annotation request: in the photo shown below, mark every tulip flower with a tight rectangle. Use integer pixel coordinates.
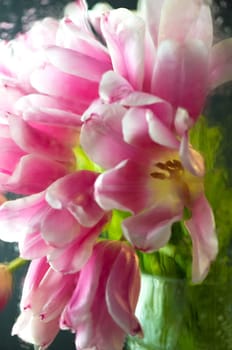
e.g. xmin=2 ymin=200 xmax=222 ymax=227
xmin=61 ymin=240 xmax=142 ymax=350
xmin=0 ymin=171 xmax=108 ymax=273
xmin=12 ymin=257 xmax=78 ymax=349
xmin=100 ymin=0 xmax=232 ymax=118
xmin=0 ymin=264 xmax=12 ymax=310
xmin=81 ymin=98 xmax=217 ymax=283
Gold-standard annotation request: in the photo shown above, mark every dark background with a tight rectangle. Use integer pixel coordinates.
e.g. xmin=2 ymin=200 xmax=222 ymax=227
xmin=0 ymin=1 xmax=231 ymax=349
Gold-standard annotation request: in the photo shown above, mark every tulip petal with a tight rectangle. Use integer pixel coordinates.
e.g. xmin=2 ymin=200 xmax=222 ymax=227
xmin=210 ymin=38 xmax=232 ymax=89
xmin=179 ymin=132 xmax=205 ymax=177
xmin=99 ymin=70 xmax=133 ymax=103
xmin=46 ymin=46 xmax=111 ymax=82
xmin=138 ymin=0 xmax=164 ymax=46
xmin=0 ymin=192 xmax=46 ymax=242
xmin=12 ymin=309 xmax=59 ymax=350
xmin=106 ymin=245 xmax=142 ymax=336
xmin=101 ymin=8 xmax=145 ymax=89
xmin=6 ymin=154 xmax=68 ymax=195
xmin=95 ymin=160 xmax=152 ymax=214
xmin=123 ymin=203 xmax=182 ymax=252
xmin=158 ymin=0 xmax=203 ymax=44
xmin=19 ymin=231 xmax=50 ymax=259
xmin=147 ymin=109 xmax=179 ymax=148
xmin=30 ymin=64 xmax=98 ymax=105
xmin=151 ymin=39 xmax=209 ymax=118
xmin=185 ymin=193 xmax=218 ymax=283
xmin=46 ymin=171 xmax=104 ymax=227
xmin=81 ymin=102 xmax=138 ymax=168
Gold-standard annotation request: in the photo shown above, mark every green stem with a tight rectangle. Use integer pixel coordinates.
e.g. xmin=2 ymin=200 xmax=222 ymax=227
xmin=7 ymin=257 xmax=28 ymax=273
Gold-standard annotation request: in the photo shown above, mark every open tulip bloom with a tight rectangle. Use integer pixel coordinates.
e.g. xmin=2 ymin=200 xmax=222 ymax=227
xmin=0 ymin=0 xmax=231 ymax=349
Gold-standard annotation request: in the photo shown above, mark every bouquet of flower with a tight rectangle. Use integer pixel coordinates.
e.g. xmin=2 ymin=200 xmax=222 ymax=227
xmin=0 ymin=1 xmax=232 ymax=349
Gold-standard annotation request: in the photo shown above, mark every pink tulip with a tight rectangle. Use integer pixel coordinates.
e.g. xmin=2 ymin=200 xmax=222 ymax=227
xmin=0 ymin=171 xmax=109 ymax=273
xmin=0 ymin=0 xmax=118 ymax=195
xmin=94 ymin=155 xmax=217 ymax=283
xmin=0 ymin=112 xmax=76 ymax=195
xmin=81 ymin=98 xmax=217 ymax=283
xmin=12 ymin=257 xmax=78 ymax=349
xmin=61 ymin=240 xmax=142 ymax=350
xmin=99 ymin=0 xmax=232 ymax=118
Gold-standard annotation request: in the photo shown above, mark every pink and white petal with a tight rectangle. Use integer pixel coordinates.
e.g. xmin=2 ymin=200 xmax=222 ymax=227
xmin=95 ymin=160 xmax=152 ymax=214
xmin=179 ymin=133 xmax=205 ymax=177
xmin=122 ymin=107 xmax=155 ymax=149
xmin=138 ymin=0 xmax=164 ymax=46
xmin=0 ymin=137 xmax=26 ymax=174
xmin=48 ymin=216 xmax=107 ymax=273
xmin=152 ymin=40 xmax=209 ymax=118
xmin=19 ymin=231 xmax=50 ymax=260
xmin=106 ymin=245 xmax=142 ymax=336
xmin=142 ymin=29 xmax=157 ymax=91
xmin=174 ymin=108 xmax=194 ymax=136
xmin=185 ymin=193 xmax=218 ymax=283
xmin=99 ymin=70 xmax=133 ymax=103
xmin=7 ymin=154 xmax=68 ymax=195
xmin=46 ymin=46 xmax=111 ymax=82
xmin=0 ymin=192 xmax=45 ymax=242
xmin=122 ymin=204 xmax=183 ymax=252
xmin=41 ymin=208 xmax=80 ymax=247
xmin=186 ymin=4 xmax=213 ymax=49
xmin=81 ymin=102 xmax=137 ymax=168
xmin=57 ymin=17 xmax=110 ymax=62
xmin=30 ymin=64 xmax=98 ymax=105
xmin=122 ymin=97 xmax=173 ymax=128
xmin=20 ymin=258 xmax=50 ymax=308
xmin=12 ymin=310 xmax=59 ymax=350
xmin=147 ymin=109 xmax=179 ymax=148
xmin=33 ymin=270 xmax=77 ymax=322
xmin=158 ymin=0 xmax=203 ymax=44
xmin=16 ymin=94 xmax=82 ymax=129
xmin=74 ymin=309 xmax=126 ymax=350
xmin=9 ymin=116 xmax=75 ymax=163
xmin=101 ymin=9 xmax=145 ymax=90
xmin=46 ymin=171 xmax=104 ymax=227
xmin=209 ymin=38 xmax=232 ymax=89
xmin=60 ymin=247 xmax=106 ymax=330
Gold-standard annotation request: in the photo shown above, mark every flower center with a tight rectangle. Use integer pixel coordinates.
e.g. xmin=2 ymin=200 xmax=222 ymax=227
xmin=149 ymin=158 xmax=203 ymax=208
xmin=150 ymin=160 xmax=184 ymax=180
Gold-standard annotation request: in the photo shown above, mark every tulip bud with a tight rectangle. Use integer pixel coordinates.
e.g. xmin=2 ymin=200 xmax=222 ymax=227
xmin=0 ymin=264 xmax=13 ymax=310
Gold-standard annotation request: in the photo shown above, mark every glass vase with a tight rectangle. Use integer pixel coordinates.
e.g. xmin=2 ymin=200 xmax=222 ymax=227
xmin=125 ymin=272 xmax=232 ymax=350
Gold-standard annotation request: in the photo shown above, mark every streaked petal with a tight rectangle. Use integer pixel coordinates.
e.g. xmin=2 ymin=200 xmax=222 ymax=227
xmin=12 ymin=309 xmax=59 ymax=349
xmin=46 ymin=46 xmax=111 ymax=82
xmin=99 ymin=70 xmax=133 ymax=103
xmin=158 ymin=0 xmax=203 ymax=44
xmin=185 ymin=193 xmax=218 ymax=283
xmin=30 ymin=64 xmax=98 ymax=105
xmin=46 ymin=171 xmax=104 ymax=227
xmin=106 ymin=245 xmax=142 ymax=336
xmin=123 ymin=203 xmax=182 ymax=252
xmin=151 ymin=39 xmax=209 ymax=118
xmin=210 ymin=38 xmax=232 ymax=89
xmin=0 ymin=192 xmax=45 ymax=242
xmin=101 ymin=8 xmax=145 ymax=89
xmin=6 ymin=154 xmax=68 ymax=195
xmin=95 ymin=160 xmax=152 ymax=214
xmin=147 ymin=109 xmax=179 ymax=148
xmin=19 ymin=231 xmax=50 ymax=259
xmin=179 ymin=132 xmax=205 ymax=176
xmin=138 ymin=0 xmax=164 ymax=46
xmin=48 ymin=216 xmax=108 ymax=274
xmin=81 ymin=102 xmax=137 ymax=168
